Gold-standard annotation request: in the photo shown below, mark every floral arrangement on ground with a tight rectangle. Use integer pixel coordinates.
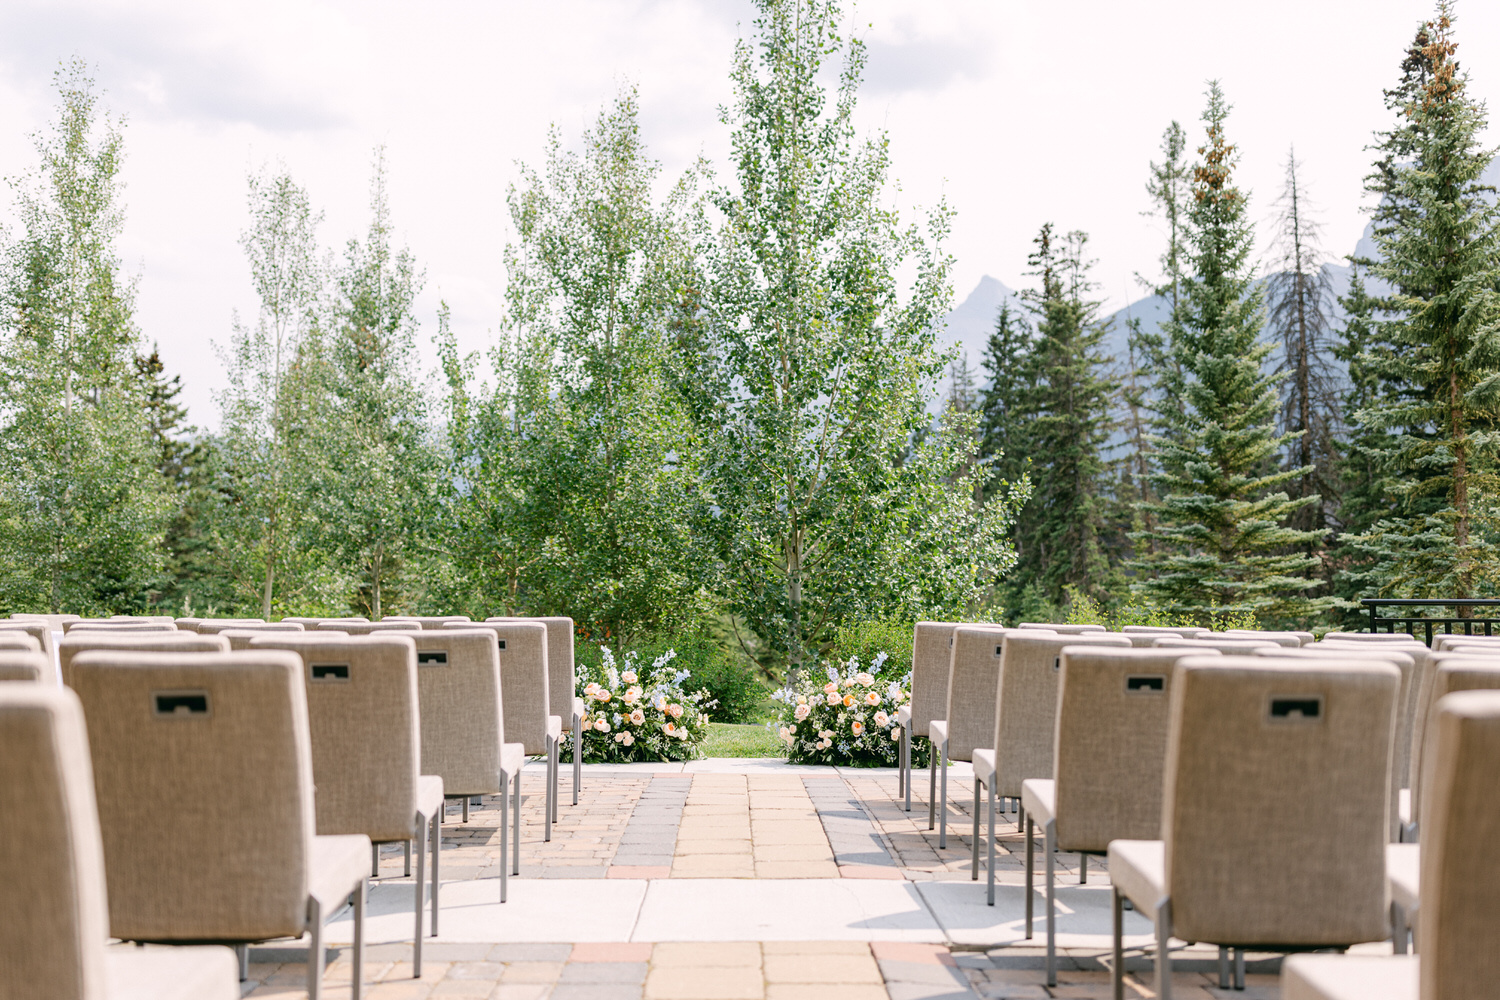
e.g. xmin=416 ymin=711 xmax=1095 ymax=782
xmin=772 ymin=651 xmax=927 ymax=766
xmin=567 ymin=647 xmax=712 ymax=762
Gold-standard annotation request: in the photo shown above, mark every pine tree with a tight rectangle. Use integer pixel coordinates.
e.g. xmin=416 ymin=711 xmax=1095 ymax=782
xmin=1344 ymin=5 xmax=1500 ymax=600
xmin=1133 ymin=83 xmax=1330 ymax=625
xmin=977 ymin=301 xmax=1033 ymax=496
xmin=1265 ymin=149 xmax=1342 ymax=545
xmin=1009 ymin=224 xmax=1118 ymax=607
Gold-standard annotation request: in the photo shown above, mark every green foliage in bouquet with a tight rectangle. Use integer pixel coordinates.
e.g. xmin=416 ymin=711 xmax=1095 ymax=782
xmin=772 ymin=651 xmax=926 ymax=766
xmin=569 ymin=647 xmax=711 ymax=762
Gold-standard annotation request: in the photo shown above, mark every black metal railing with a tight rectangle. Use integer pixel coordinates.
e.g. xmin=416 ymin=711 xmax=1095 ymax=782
xmin=1362 ymin=598 xmax=1500 ymax=645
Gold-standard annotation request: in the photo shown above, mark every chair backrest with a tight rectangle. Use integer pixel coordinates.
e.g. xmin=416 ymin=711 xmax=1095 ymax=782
xmin=446 ymin=621 xmax=550 ymax=754
xmin=0 ymin=686 xmax=110 ymax=1000
xmin=1018 ymin=623 xmax=1107 ymax=634
xmin=409 ymin=630 xmax=506 ymax=796
xmin=173 ymin=618 xmax=202 ymax=630
xmin=1051 ymin=646 xmax=1216 ymax=852
xmin=487 ymin=616 xmax=575 ymax=722
xmin=1318 ymin=638 xmax=1434 ymax=766
xmin=1121 ymin=625 xmax=1209 ymax=638
xmin=1162 ymin=655 xmax=1397 ymax=946
xmin=385 ymin=616 xmax=471 ymax=630
xmin=59 ymin=633 xmax=230 ymax=687
xmin=70 ymin=650 xmax=314 ymax=943
xmin=247 ymin=634 xmax=420 ymax=841
xmin=1410 ymin=654 xmax=1500 ymax=836
xmin=0 ymin=633 xmax=41 ymax=653
xmin=108 ymin=616 xmax=176 ymax=624
xmin=990 ymin=631 xmax=1132 ymax=794
xmin=907 ymin=622 xmax=963 ymax=739
xmin=64 ymin=622 xmax=177 ymax=634
xmin=1154 ymin=636 xmax=1281 ymax=655
xmin=0 ymin=651 xmax=50 ymax=682
xmin=939 ymin=626 xmax=1013 ymax=763
xmin=10 ymin=613 xmax=80 ymax=627
xmin=1321 ymin=630 xmax=1430 ymax=644
xmin=279 ymin=617 xmax=366 ymax=628
xmin=1223 ymin=629 xmax=1312 ymax=647
xmin=1254 ymin=645 xmax=1416 ymax=840
xmin=195 ymin=620 xmax=302 ymax=636
xmin=1418 ymin=690 xmax=1500 ymax=998
xmin=0 ymin=621 xmax=58 ymax=663
xmin=314 ymin=620 xmax=419 ymax=635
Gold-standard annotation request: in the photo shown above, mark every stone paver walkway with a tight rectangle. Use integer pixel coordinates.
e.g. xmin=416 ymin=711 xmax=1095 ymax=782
xmin=224 ymin=759 xmax=1345 ymax=999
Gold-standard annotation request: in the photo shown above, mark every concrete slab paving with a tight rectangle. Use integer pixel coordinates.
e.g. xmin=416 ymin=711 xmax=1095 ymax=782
xmin=913 ymin=880 xmax=1156 ymax=949
xmin=631 ymin=879 xmax=946 ymax=942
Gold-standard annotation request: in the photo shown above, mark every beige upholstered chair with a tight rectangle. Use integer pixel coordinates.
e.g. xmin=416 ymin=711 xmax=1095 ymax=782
xmin=1122 ymin=625 xmax=1211 ymax=641
xmin=1223 ymin=629 xmax=1313 ymax=647
xmin=173 ymin=618 xmax=203 ymax=630
xmin=1321 ymin=631 xmax=1429 ymax=644
xmin=1257 ymin=645 xmax=1418 ymax=842
xmin=58 ymin=632 xmax=230 ymax=687
xmin=0 ymin=633 xmax=41 ymax=653
xmin=487 ymin=617 xmax=581 ymax=808
xmin=64 ymin=621 xmax=177 ymax=634
xmin=196 ymin=620 xmax=303 ymax=636
xmin=446 ymin=621 xmax=560 ymax=841
xmin=384 ymin=616 xmax=471 ymax=629
xmin=0 ymin=685 xmax=240 ymax=1000
xmin=0 ymin=650 xmax=50 ymax=682
xmin=409 ymin=630 xmax=524 ymax=897
xmin=1282 ymin=689 xmax=1500 ymax=1000
xmin=970 ymin=632 xmax=1131 ymax=873
xmin=900 ymin=621 xmax=963 ymax=819
xmin=1018 ymin=623 xmax=1107 ymax=634
xmin=10 ymin=613 xmax=80 ymax=628
xmin=247 ymin=634 xmax=443 ymax=975
xmin=927 ymin=625 xmax=1013 ymax=849
xmin=1015 ymin=646 xmax=1215 ymax=985
xmin=280 ymin=617 xmax=365 ymax=628
xmin=1153 ymin=635 xmax=1281 ymax=654
xmin=0 ymin=620 xmax=57 ymax=664
xmin=314 ymin=621 xmax=420 ymax=635
xmin=1433 ymin=633 xmax=1500 ymax=651
xmin=69 ymin=650 xmax=368 ymax=1000
xmin=1109 ymin=656 xmax=1398 ymax=1000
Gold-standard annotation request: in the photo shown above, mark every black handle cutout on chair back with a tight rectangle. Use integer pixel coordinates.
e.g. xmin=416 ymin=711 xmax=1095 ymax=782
xmin=994 ymin=644 xmax=1003 ymax=656
xmin=1269 ymin=696 xmax=1322 ymax=721
xmin=417 ymin=651 xmax=448 ymax=667
xmin=496 ymin=638 xmax=507 ymax=651
xmin=310 ymin=662 xmax=350 ymax=682
xmin=153 ymin=692 xmax=209 ymax=716
xmin=1126 ymin=674 xmax=1165 ymax=693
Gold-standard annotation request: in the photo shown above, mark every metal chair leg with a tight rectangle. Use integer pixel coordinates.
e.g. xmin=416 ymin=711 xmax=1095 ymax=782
xmin=499 ymin=772 xmax=509 ymax=903
xmin=1045 ymin=819 xmax=1057 ymax=987
xmin=938 ymin=738 xmax=949 ymax=849
xmin=1080 ymin=852 xmax=1087 ymax=884
xmin=513 ymin=765 xmax=522 ymax=876
xmin=371 ymin=842 xmax=379 ymax=878
xmin=306 ymin=897 xmax=323 ymax=1000
xmin=986 ymin=780 xmax=996 ymax=906
xmin=1155 ymin=899 xmax=1173 ymax=1000
xmin=1025 ymin=814 xmax=1034 ymax=934
xmin=1112 ymin=887 xmax=1123 ymax=1000
xmin=928 ymin=739 xmax=937 ymax=829
xmin=902 ymin=725 xmax=912 ymax=812
xmin=431 ymin=808 xmax=440 ymax=935
xmin=551 ymin=735 xmax=560 ymax=825
xmin=462 ymin=796 xmax=469 ymax=823
xmin=573 ymin=711 xmax=582 ymax=806
xmin=404 ymin=839 xmax=412 ymax=878
xmin=351 ymin=879 xmax=365 ymax=1000
xmin=1219 ymin=946 xmax=1230 ymax=988
xmin=1392 ymin=901 xmax=1408 ymax=954
xmin=970 ymin=779 xmax=981 ymax=879
xmin=414 ymin=812 xmax=426 ymax=978
xmin=1233 ymin=948 xmax=1244 ymax=990
xmin=235 ymin=944 xmax=248 ymax=981
xmin=543 ymin=740 xmax=554 ymax=843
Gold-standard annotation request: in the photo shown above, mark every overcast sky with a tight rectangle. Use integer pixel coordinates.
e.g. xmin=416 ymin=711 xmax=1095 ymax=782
xmin=1 ymin=0 xmax=1496 ymax=427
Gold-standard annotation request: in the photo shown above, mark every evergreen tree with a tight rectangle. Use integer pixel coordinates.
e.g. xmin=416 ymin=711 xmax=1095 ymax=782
xmin=977 ymin=301 xmax=1032 ymax=497
xmin=1265 ymin=149 xmax=1342 ymax=545
xmin=1344 ymin=5 xmax=1500 ymax=600
xmin=0 ymin=61 xmax=169 ymax=613
xmin=1134 ymin=83 xmax=1329 ymax=625
xmin=1008 ymin=224 xmax=1118 ymax=607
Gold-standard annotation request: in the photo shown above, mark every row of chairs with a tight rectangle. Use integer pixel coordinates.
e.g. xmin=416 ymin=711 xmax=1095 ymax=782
xmin=0 ymin=612 xmax=585 ymax=1000
xmin=896 ymin=621 xmax=1500 ymax=998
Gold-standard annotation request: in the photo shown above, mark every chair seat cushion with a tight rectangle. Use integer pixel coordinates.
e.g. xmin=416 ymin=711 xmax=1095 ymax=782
xmin=308 ymin=834 xmax=370 ymax=912
xmin=1108 ymin=839 xmax=1166 ymax=913
xmin=547 ymin=714 xmax=562 ymax=741
xmin=417 ymin=775 xmax=445 ymax=820
xmin=928 ymin=719 xmax=948 ymax=746
xmin=972 ymin=748 xmax=995 ymax=785
xmin=1021 ymin=778 xmax=1055 ymax=826
xmin=104 ymin=944 xmax=239 ymax=1000
xmin=1386 ymin=842 xmax=1419 ymax=910
xmin=501 ymin=742 xmax=526 ymax=777
xmin=1281 ymin=954 xmax=1417 ymax=1000
xmin=572 ymin=697 xmax=586 ymax=724
xmin=896 ymin=705 xmax=911 ymax=727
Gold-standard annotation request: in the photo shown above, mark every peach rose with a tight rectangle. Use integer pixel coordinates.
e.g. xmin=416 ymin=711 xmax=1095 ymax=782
xmin=851 ymin=721 xmax=865 ymax=736
xmin=793 ymin=704 xmax=811 ymax=721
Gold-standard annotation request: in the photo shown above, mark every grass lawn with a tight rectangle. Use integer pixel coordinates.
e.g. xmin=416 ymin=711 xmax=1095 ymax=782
xmin=702 ymin=722 xmax=785 ymax=758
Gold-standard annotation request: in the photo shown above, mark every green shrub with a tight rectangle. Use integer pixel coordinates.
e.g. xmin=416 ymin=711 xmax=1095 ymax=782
xmin=826 ymin=619 xmax=913 ymax=677
xmin=576 ymin=629 xmax=768 ymax=725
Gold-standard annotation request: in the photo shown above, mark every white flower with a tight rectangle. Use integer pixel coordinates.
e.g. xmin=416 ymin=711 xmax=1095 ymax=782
xmin=594 ymin=718 xmax=611 ymax=733
xmin=621 ymin=670 xmax=638 ymax=684
xmin=887 ymin=682 xmax=902 ymax=700
xmin=826 ymin=691 xmax=841 ymax=706
xmin=819 ymin=730 xmax=834 ymax=741
xmin=873 ymin=711 xmax=889 ymax=727
xmin=621 ymin=731 xmax=635 ymax=746
xmin=613 ymin=731 xmax=626 ymax=743
xmin=668 ymin=703 xmax=683 ymax=719
xmin=622 ymin=686 xmax=641 ymax=705
xmin=594 ymin=688 xmax=612 ymax=702
xmin=855 ymin=672 xmax=874 ymax=687
xmin=796 ymin=694 xmax=808 ymax=706
xmin=826 ymin=666 xmax=839 ymax=683
xmin=872 ymin=651 xmax=889 ymax=669
xmin=584 ymin=682 xmax=601 ymax=697
xmin=890 ymin=728 xmax=901 ymax=741
xmin=630 ymin=708 xmax=645 ymax=726
xmin=865 ymin=691 xmax=880 ymax=706
xmin=793 ymin=704 xmax=811 ymax=722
